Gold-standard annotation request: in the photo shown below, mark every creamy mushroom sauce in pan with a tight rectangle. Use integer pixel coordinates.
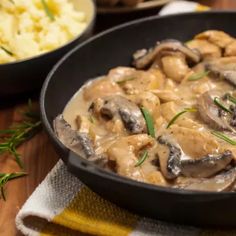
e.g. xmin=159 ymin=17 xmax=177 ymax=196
xmin=54 ymin=30 xmax=236 ymax=192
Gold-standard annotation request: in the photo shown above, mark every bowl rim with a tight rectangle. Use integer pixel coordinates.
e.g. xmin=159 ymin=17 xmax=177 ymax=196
xmin=0 ymin=0 xmax=96 ymax=67
xmin=40 ymin=10 xmax=236 ymax=197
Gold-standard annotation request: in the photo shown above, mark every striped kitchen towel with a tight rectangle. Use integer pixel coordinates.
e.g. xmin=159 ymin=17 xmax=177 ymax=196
xmin=15 ymin=160 xmax=236 ymax=236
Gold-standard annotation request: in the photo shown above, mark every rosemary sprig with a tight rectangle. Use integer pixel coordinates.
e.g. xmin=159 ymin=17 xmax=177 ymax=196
xmin=0 ymin=100 xmax=42 ymax=169
xmin=141 ymin=107 xmax=155 ymax=138
xmin=213 ymin=97 xmax=232 ymax=114
xmin=0 ymin=46 xmax=14 ymax=56
xmin=41 ymin=0 xmax=55 ymax=21
xmin=88 ymin=115 xmax=95 ymax=124
xmin=135 ymin=150 xmax=148 ymax=167
xmin=167 ymin=108 xmax=197 ymax=128
xmin=225 ymin=94 xmax=236 ymax=105
xmin=0 ymin=172 xmax=26 ymax=201
xmin=211 ymin=131 xmax=236 ymax=145
xmin=188 ymin=71 xmax=209 ymax=81
xmin=116 ymin=77 xmax=136 ymax=85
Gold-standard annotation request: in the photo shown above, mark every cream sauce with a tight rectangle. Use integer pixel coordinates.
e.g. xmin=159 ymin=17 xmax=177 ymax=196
xmin=61 ymin=30 xmax=236 ymax=191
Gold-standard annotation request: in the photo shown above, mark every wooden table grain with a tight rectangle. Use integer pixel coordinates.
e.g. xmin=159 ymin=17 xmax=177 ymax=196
xmin=0 ymin=0 xmax=235 ymax=235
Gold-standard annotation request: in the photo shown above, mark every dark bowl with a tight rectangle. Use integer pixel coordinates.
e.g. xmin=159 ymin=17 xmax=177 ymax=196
xmin=40 ymin=11 xmax=236 ymax=227
xmin=0 ymin=0 xmax=95 ymax=97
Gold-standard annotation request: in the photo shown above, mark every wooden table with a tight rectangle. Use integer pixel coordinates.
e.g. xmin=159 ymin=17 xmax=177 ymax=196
xmin=0 ymin=0 xmax=236 ymax=235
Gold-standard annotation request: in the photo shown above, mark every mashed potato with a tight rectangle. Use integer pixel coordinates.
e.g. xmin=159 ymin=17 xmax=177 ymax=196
xmin=0 ymin=0 xmax=87 ymax=63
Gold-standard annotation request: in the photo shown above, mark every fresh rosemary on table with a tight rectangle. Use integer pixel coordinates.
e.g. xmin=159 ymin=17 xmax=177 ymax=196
xmin=0 ymin=100 xmax=42 ymax=201
xmin=0 ymin=173 xmax=26 ymax=201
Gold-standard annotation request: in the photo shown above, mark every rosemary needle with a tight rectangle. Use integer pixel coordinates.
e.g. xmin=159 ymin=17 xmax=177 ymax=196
xmin=226 ymin=94 xmax=236 ymax=105
xmin=135 ymin=150 xmax=148 ymax=167
xmin=0 ymin=100 xmax=42 ymax=169
xmin=188 ymin=71 xmax=209 ymax=81
xmin=0 ymin=100 xmax=41 ymax=201
xmin=0 ymin=172 xmax=26 ymax=201
xmin=167 ymin=108 xmax=197 ymax=128
xmin=214 ymin=97 xmax=232 ymax=114
xmin=141 ymin=107 xmax=155 ymax=138
xmin=211 ymin=131 xmax=236 ymax=145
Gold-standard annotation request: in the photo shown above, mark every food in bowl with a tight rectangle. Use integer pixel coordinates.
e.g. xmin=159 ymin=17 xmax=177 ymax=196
xmin=54 ymin=30 xmax=236 ymax=192
xmin=0 ymin=0 xmax=87 ymax=64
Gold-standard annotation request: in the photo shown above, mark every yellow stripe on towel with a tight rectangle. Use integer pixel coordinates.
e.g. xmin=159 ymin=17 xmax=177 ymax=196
xmin=40 ymin=186 xmax=139 ymax=236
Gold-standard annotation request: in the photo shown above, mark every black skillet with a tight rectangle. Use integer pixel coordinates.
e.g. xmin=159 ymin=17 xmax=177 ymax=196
xmin=40 ymin=12 xmax=236 ymax=227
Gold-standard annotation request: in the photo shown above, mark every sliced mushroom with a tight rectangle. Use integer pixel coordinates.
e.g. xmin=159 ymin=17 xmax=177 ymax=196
xmin=54 ymin=115 xmax=106 ymax=165
xmin=197 ymin=90 xmax=234 ymax=131
xmin=156 ymin=135 xmax=182 ymax=179
xmin=205 ymin=57 xmax=236 ymax=86
xmin=181 ymin=150 xmax=233 ymax=178
xmin=132 ymin=39 xmax=201 ymax=69
xmin=90 ymin=95 xmax=146 ymax=134
xmin=182 ymin=167 xmax=236 ymax=192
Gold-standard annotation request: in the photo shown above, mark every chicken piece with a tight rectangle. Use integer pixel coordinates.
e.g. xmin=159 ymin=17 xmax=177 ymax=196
xmin=108 ymin=66 xmax=136 ymax=82
xmin=195 ymin=30 xmax=233 ymax=48
xmin=107 ymin=134 xmax=154 ymax=181
xmin=225 ymin=41 xmax=236 ymax=57
xmin=169 ymin=125 xmax=219 ymax=158
xmin=186 ymin=39 xmax=221 ymax=59
xmin=161 ymin=54 xmax=190 ymax=82
xmin=160 ymin=102 xmax=201 ymax=129
xmin=129 ymin=91 xmax=160 ymax=119
xmin=122 ymin=71 xmax=163 ymax=94
xmin=83 ymin=78 xmax=123 ymax=101
xmin=151 ymin=90 xmax=179 ymax=102
xmin=108 ymin=67 xmax=164 ymax=95
xmin=146 ymin=171 xmax=169 ymax=186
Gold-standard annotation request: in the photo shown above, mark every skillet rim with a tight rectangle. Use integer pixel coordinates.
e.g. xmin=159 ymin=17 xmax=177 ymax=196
xmin=40 ymin=10 xmax=236 ymax=197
